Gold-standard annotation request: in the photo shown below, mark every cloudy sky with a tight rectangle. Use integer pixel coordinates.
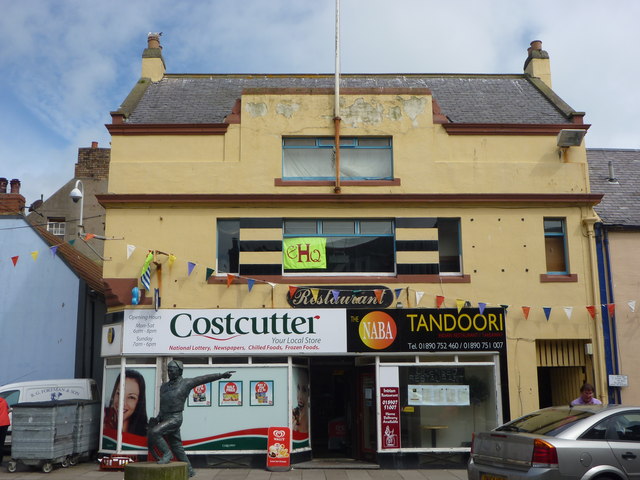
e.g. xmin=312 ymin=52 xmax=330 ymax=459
xmin=1 ymin=0 xmax=639 ymax=206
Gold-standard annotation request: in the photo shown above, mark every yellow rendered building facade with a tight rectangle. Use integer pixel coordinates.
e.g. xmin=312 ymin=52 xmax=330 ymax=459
xmin=98 ymin=35 xmax=603 ymax=467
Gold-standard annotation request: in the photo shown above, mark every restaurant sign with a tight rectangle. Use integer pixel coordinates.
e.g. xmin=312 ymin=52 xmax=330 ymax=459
xmin=287 ymin=285 xmax=393 ymax=308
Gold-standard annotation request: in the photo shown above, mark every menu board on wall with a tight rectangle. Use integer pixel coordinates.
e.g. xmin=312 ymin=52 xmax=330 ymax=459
xmin=408 ymin=384 xmax=470 ymax=406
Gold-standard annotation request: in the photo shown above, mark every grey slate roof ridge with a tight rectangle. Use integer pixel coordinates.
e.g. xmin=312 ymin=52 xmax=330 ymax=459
xmin=120 ymin=72 xmax=578 ymax=126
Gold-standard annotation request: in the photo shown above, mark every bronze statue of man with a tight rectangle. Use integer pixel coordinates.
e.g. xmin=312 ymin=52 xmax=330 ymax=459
xmin=148 ymin=360 xmax=233 ymax=477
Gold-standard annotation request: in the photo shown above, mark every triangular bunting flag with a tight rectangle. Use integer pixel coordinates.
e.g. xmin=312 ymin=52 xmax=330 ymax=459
xmin=374 ymin=289 xmax=384 ymax=303
xmin=564 ymin=306 xmax=573 ymax=320
xmin=436 ymin=295 xmax=445 ymax=308
xmin=84 ymin=233 xmax=95 ymax=241
xmin=68 ymin=239 xmax=75 ymax=246
xmin=31 ymin=251 xmax=39 ymax=261
xmin=478 ymin=302 xmax=487 ymax=315
xmin=140 ymin=252 xmax=154 ymax=276
xmin=331 ymin=290 xmax=340 ymax=302
xmin=168 ymin=254 xmax=176 ymax=267
xmin=543 ymin=307 xmax=552 ymax=321
xmin=226 ymin=274 xmax=235 ymax=287
xmin=289 ymin=286 xmax=298 ymax=298
xmin=607 ymin=303 xmax=616 ymax=317
xmin=11 ymin=256 xmax=18 ymax=266
xmin=522 ymin=306 xmax=530 ymax=320
xmin=628 ymin=300 xmax=636 ymax=313
xmin=247 ymin=278 xmax=255 ymax=292
xmin=311 ymin=288 xmax=320 ymax=301
xmin=187 ymin=262 xmax=196 ymax=276
xmin=50 ymin=246 xmax=58 ymax=256
xmin=500 ymin=305 xmax=510 ymax=315
xmin=394 ymin=288 xmax=403 ymax=300
xmin=456 ymin=299 xmax=465 ymax=313
xmin=205 ymin=268 xmax=215 ymax=281
xmin=415 ymin=291 xmax=424 ymax=305
xmin=586 ymin=305 xmax=596 ymax=319
xmin=127 ymin=244 xmax=136 ymax=259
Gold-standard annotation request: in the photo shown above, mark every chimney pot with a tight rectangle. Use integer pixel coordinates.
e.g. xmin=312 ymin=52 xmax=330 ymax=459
xmin=10 ymin=178 xmax=20 ymax=194
xmin=530 ymin=40 xmax=543 ymax=51
xmin=91 ymin=141 xmax=98 ymax=149
xmin=147 ymin=32 xmax=162 ymax=49
xmin=0 ymin=178 xmax=7 ymax=194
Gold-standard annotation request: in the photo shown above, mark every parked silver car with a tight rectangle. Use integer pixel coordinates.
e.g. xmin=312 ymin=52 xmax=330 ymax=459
xmin=468 ymin=405 xmax=640 ymax=480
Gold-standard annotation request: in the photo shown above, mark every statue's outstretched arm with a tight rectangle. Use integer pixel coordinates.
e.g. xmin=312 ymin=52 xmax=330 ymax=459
xmin=186 ymin=370 xmax=234 ymax=389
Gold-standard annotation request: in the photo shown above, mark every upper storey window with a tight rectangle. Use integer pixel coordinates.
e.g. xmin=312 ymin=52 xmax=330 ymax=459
xmin=282 ymin=137 xmax=393 ymax=180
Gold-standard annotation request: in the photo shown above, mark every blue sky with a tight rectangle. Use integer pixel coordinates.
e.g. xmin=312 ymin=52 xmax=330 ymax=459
xmin=2 ymin=0 xmax=639 ymax=206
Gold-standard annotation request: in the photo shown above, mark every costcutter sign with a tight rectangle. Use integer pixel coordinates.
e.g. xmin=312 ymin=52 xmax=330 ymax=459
xmin=121 ymin=309 xmax=347 ymax=355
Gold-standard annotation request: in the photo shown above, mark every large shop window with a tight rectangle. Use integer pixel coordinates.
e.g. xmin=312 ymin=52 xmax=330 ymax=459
xmin=283 ymin=219 xmax=395 ymax=274
xmin=543 ymin=217 xmax=568 ymax=274
xmin=398 ymin=365 xmax=498 ymax=449
xmin=282 ymin=137 xmax=393 ymax=180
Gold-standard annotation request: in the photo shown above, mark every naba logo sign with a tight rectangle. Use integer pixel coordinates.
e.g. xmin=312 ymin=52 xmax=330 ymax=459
xmin=358 ymin=311 xmax=397 ymax=350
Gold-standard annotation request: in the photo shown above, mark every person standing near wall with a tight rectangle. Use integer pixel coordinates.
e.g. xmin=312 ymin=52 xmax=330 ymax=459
xmin=571 ymin=383 xmax=603 ymax=405
xmin=0 ymin=397 xmax=10 ymax=465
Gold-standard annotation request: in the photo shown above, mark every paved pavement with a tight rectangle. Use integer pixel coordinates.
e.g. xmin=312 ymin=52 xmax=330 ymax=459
xmin=0 ymin=460 xmax=468 ymax=480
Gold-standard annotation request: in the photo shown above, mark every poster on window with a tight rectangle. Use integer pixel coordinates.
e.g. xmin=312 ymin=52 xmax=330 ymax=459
xmin=101 ymin=367 xmax=156 ymax=451
xmin=408 ymin=384 xmax=470 ymax=406
xmin=250 ymin=380 xmax=274 ymax=406
xmin=188 ymin=382 xmax=211 ymax=407
xmin=219 ymin=381 xmax=242 ymax=406
xmin=283 ymin=237 xmax=326 ymax=270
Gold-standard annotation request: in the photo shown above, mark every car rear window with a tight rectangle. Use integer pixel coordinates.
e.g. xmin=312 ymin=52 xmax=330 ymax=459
xmin=496 ymin=408 xmax=595 ymax=436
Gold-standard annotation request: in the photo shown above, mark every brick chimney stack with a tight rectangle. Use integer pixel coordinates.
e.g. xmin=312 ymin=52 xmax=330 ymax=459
xmin=524 ymin=40 xmax=552 ymax=88
xmin=0 ymin=177 xmax=26 ymax=214
xmin=75 ymin=142 xmax=111 ymax=179
xmin=142 ymin=32 xmax=166 ymax=82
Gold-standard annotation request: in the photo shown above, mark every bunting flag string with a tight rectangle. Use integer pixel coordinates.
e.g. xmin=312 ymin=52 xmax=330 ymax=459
xmin=7 ymin=236 xmax=640 ymax=321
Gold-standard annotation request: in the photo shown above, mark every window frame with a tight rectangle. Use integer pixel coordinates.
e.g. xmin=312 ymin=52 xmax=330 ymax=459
xmin=47 ymin=218 xmax=66 ymax=237
xmin=543 ymin=217 xmax=569 ymax=275
xmin=282 ymin=136 xmax=393 ymax=181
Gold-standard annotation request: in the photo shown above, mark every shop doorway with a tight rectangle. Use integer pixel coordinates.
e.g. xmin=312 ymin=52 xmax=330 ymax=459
xmin=308 ymin=358 xmax=377 ymax=462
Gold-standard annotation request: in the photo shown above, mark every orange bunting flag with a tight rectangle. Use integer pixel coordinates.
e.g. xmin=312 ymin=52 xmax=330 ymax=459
xmin=522 ymin=306 xmax=531 ymax=320
xmin=289 ymin=286 xmax=298 ymax=298
xmin=436 ymin=295 xmax=445 ymax=308
xmin=374 ymin=289 xmax=384 ymax=303
xmin=586 ymin=305 xmax=596 ymax=319
xmin=226 ymin=274 xmax=235 ymax=287
xmin=11 ymin=256 xmax=19 ymax=266
xmin=607 ymin=303 xmax=616 ymax=317
xmin=84 ymin=233 xmax=96 ymax=241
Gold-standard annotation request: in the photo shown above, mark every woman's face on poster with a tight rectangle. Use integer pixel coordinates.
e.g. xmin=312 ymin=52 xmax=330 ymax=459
xmin=113 ymin=377 xmax=140 ymax=428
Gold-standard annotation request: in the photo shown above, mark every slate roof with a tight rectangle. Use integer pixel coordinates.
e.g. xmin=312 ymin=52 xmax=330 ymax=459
xmin=122 ymin=74 xmax=577 ymax=125
xmin=588 ymin=149 xmax=640 ymax=227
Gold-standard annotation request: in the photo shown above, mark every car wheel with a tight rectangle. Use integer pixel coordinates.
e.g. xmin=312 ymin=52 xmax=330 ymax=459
xmin=7 ymin=461 xmax=17 ymax=473
xmin=42 ymin=462 xmax=53 ymax=473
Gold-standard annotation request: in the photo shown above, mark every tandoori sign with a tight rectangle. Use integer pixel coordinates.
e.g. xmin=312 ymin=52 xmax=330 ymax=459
xmin=347 ymin=308 xmax=507 ymax=353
